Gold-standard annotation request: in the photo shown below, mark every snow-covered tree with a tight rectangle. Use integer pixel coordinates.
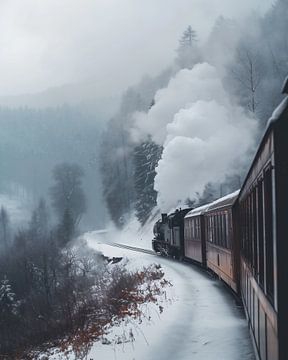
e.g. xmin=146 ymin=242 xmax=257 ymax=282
xmin=133 ymin=138 xmax=162 ymax=225
xmin=0 ymin=276 xmax=19 ymax=353
xmin=100 ymin=81 xmax=167 ymax=227
xmin=0 ymin=276 xmax=18 ymax=315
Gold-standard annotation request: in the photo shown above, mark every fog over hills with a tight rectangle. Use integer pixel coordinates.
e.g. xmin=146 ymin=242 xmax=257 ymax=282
xmin=0 ymin=79 xmax=120 ymax=112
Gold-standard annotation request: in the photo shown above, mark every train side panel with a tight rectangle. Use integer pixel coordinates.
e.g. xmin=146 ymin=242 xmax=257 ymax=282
xmin=184 ymin=215 xmax=206 ymax=265
xmin=239 ymin=128 xmax=279 ymax=360
xmin=272 ymin=101 xmax=288 ymax=360
xmin=205 ymin=207 xmax=238 ymax=293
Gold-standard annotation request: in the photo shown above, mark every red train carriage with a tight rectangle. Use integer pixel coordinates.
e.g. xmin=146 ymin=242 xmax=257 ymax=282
xmin=184 ymin=204 xmax=209 ymax=266
xmin=151 ymin=78 xmax=288 ymax=360
xmin=238 ymin=81 xmax=288 ymax=360
xmin=204 ymin=191 xmax=240 ymax=293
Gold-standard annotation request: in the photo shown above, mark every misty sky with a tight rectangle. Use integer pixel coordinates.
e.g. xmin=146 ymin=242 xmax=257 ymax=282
xmin=0 ymin=0 xmax=273 ymax=97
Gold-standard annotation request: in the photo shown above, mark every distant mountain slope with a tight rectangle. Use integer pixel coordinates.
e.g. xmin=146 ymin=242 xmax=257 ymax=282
xmin=0 ymin=80 xmax=120 ymax=114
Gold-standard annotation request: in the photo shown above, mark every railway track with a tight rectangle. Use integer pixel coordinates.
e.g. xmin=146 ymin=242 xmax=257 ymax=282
xmin=107 ymin=242 xmax=156 ymax=256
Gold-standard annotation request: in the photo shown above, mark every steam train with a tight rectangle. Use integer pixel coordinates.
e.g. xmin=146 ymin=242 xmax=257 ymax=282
xmin=152 ymin=79 xmax=288 ymax=360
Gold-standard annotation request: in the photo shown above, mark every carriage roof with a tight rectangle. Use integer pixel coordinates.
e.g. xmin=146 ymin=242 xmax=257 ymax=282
xmin=185 ymin=190 xmax=239 ymax=219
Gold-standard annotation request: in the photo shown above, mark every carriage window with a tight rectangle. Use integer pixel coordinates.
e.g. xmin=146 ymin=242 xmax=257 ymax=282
xmin=217 ymin=214 xmax=221 ymax=246
xmin=220 ymin=213 xmax=227 ymax=248
xmin=252 ymin=188 xmax=258 ymax=276
xmin=222 ymin=213 xmax=225 ymax=248
xmin=258 ymin=180 xmax=264 ymax=289
xmin=242 ymin=201 xmax=247 ymax=259
xmin=217 ymin=214 xmax=223 ymax=246
xmin=225 ymin=213 xmax=229 ymax=249
xmin=224 ymin=213 xmax=228 ymax=248
xmin=220 ymin=214 xmax=224 ymax=248
xmin=218 ymin=214 xmax=222 ymax=247
xmin=249 ymin=194 xmax=253 ymax=267
xmin=222 ymin=214 xmax=227 ymax=248
xmin=211 ymin=216 xmax=214 ymax=243
xmin=196 ymin=218 xmax=200 ymax=239
xmin=206 ymin=218 xmax=210 ymax=242
xmin=214 ymin=215 xmax=218 ymax=246
xmin=247 ymin=196 xmax=251 ymax=264
xmin=191 ymin=219 xmax=194 ymax=239
xmin=213 ymin=215 xmax=217 ymax=245
xmin=247 ymin=197 xmax=251 ymax=264
xmin=264 ymin=167 xmax=274 ymax=304
xmin=210 ymin=217 xmax=212 ymax=243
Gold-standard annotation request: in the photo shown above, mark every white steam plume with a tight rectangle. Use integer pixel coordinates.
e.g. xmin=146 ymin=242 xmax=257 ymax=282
xmin=132 ymin=63 xmax=258 ymax=211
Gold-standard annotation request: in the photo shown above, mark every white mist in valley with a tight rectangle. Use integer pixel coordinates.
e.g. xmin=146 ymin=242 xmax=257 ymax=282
xmin=133 ymin=63 xmax=258 ymax=211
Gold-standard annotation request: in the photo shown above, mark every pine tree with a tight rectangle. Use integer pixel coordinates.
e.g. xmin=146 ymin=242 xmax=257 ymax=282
xmin=179 ymin=25 xmax=197 ymax=47
xmin=58 ymin=208 xmax=75 ymax=247
xmin=0 ymin=276 xmax=18 ymax=316
xmin=176 ymin=25 xmax=200 ymax=69
xmin=50 ymin=163 xmax=86 ymax=227
xmin=0 ymin=276 xmax=19 ymax=354
xmin=0 ymin=207 xmax=10 ymax=252
xmin=29 ymin=198 xmax=49 ymax=241
xmin=133 ymin=138 xmax=162 ymax=225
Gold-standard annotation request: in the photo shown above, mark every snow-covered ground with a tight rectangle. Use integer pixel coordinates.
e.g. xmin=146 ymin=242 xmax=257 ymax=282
xmin=43 ymin=229 xmax=255 ymax=360
xmin=85 ymin=215 xmax=155 ymax=251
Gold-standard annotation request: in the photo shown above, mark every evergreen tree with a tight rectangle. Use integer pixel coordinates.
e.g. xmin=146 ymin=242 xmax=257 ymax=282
xmin=133 ymin=138 xmax=162 ymax=225
xmin=176 ymin=25 xmax=200 ymax=69
xmin=0 ymin=207 xmax=10 ymax=252
xmin=100 ymin=71 xmax=172 ymax=228
xmin=29 ymin=198 xmax=49 ymax=241
xmin=58 ymin=208 xmax=75 ymax=247
xmin=100 ymin=119 xmax=135 ymax=227
xmin=179 ymin=25 xmax=197 ymax=47
xmin=0 ymin=275 xmax=19 ymax=353
xmin=0 ymin=276 xmax=18 ymax=315
xmin=50 ymin=163 xmax=86 ymax=227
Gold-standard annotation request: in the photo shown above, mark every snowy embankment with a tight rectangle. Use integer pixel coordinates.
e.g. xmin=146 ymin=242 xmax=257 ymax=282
xmin=39 ymin=235 xmax=179 ymax=360
xmin=41 ymin=226 xmax=255 ymax=360
xmin=85 ymin=212 xmax=159 ymax=251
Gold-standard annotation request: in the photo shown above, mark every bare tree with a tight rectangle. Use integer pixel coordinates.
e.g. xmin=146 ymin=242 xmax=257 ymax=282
xmin=231 ymin=48 xmax=263 ymax=113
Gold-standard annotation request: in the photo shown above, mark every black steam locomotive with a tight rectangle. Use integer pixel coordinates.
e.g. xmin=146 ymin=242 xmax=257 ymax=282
xmin=152 ymin=79 xmax=288 ymax=360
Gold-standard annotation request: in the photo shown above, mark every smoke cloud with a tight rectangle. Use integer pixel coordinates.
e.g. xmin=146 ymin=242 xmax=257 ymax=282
xmin=133 ymin=63 xmax=258 ymax=211
xmin=0 ymin=0 xmax=273 ymax=97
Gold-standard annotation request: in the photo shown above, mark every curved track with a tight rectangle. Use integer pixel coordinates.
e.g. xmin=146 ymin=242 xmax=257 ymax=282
xmin=108 ymin=242 xmax=156 ymax=256
xmin=86 ymin=239 xmax=256 ymax=360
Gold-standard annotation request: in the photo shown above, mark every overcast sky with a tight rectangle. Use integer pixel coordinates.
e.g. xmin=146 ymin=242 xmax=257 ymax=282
xmin=0 ymin=0 xmax=273 ymax=97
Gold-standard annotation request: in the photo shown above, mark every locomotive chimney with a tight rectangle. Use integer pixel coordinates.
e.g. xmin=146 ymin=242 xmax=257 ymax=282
xmin=161 ymin=213 xmax=168 ymax=222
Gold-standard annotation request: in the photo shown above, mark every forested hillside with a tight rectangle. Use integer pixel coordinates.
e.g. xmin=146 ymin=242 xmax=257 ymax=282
xmin=100 ymin=0 xmax=288 ymax=226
